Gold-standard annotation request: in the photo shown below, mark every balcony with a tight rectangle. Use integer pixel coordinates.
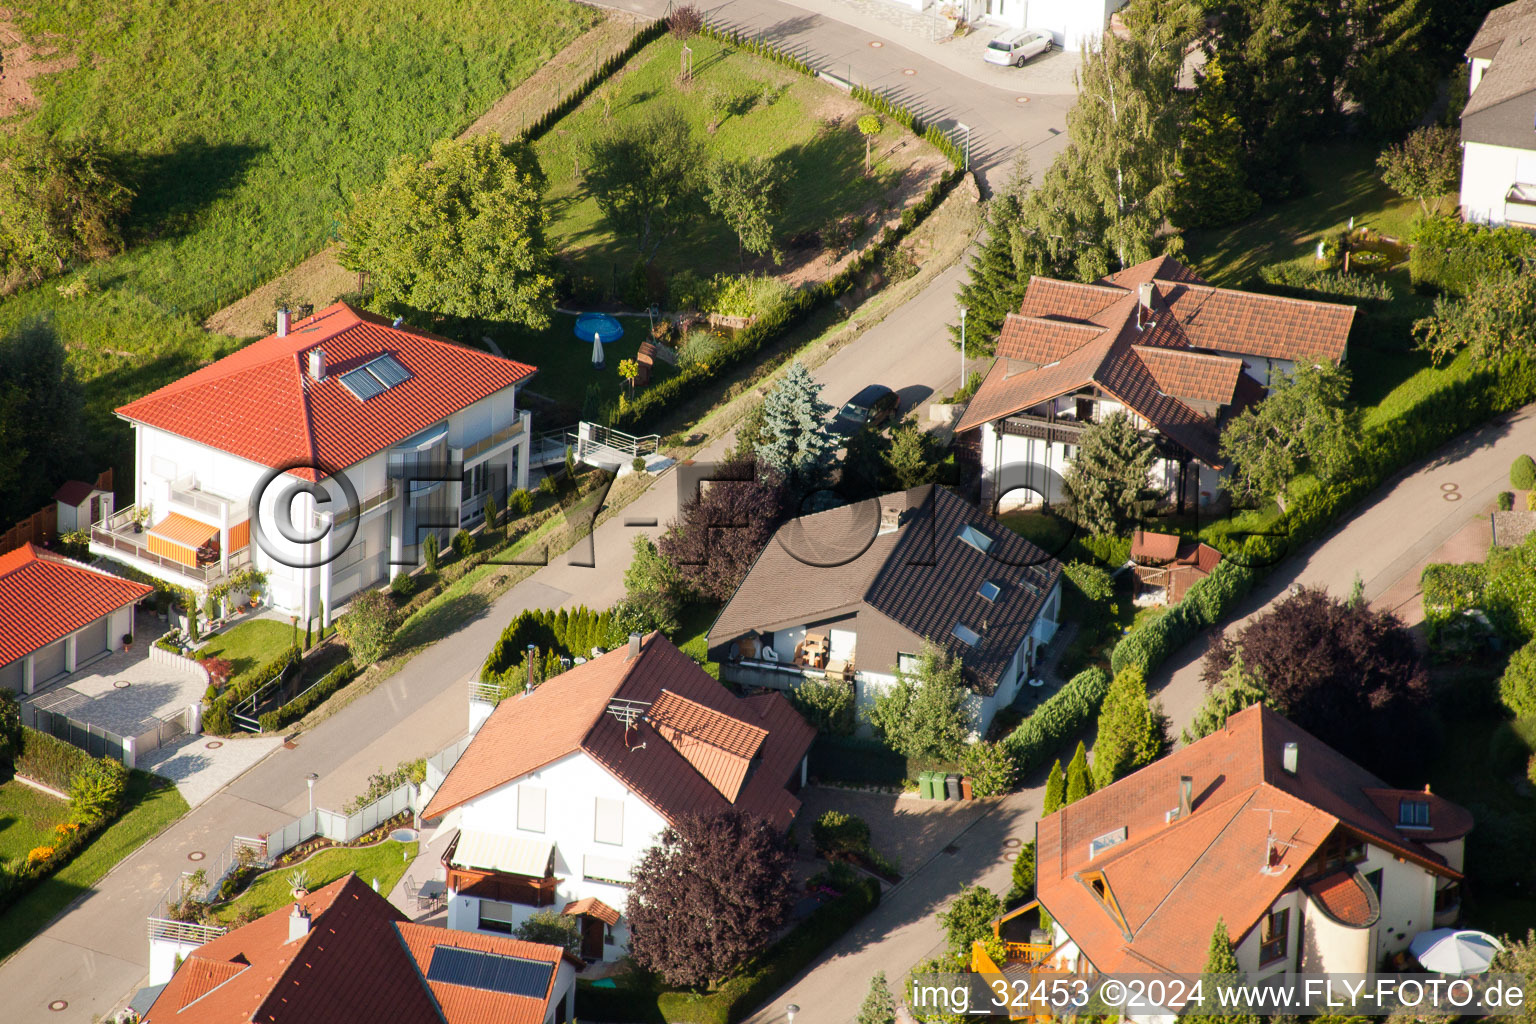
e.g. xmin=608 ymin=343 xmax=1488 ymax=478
xmin=441 ymin=829 xmax=559 ymax=908
xmin=459 ymin=418 xmax=526 ymax=464
xmin=89 ymin=505 xmax=251 ymax=587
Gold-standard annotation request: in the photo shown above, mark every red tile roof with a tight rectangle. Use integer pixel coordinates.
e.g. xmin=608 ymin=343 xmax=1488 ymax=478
xmin=1035 ymin=704 xmax=1468 ymax=975
xmin=956 ymin=257 xmax=1355 ymax=461
xmin=116 ymin=302 xmax=537 ymax=482
xmin=1303 ymin=869 xmax=1380 ymax=928
xmin=422 ymin=633 xmax=815 ymax=829
xmin=52 ymin=480 xmax=100 ymax=506
xmin=144 ymin=875 xmax=573 ymax=1024
xmin=0 ymin=545 xmax=151 ymax=665
xmin=647 ymin=689 xmax=768 ymax=801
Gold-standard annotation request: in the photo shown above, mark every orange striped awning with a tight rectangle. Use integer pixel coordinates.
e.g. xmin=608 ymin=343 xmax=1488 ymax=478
xmin=563 ymin=897 xmax=620 ymax=925
xmin=148 ymin=512 xmax=219 ymax=548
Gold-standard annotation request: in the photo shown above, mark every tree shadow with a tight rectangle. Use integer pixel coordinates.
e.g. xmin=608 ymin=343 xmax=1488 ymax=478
xmin=122 ymin=138 xmax=267 ymax=244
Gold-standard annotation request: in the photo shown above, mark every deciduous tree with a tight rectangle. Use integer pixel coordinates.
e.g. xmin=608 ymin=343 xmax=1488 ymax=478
xmin=938 ymin=885 xmax=1003 ymax=959
xmin=626 ymin=810 xmax=793 ymax=987
xmin=0 ymin=134 xmax=133 ymax=284
xmin=583 ymin=106 xmax=704 ymax=264
xmin=867 ymin=642 xmax=971 ymax=763
xmin=336 ymin=589 xmax=395 ymax=666
xmin=1063 ymin=411 xmax=1156 ymax=536
xmin=658 ymin=456 xmax=784 ymax=602
xmin=1415 ymin=272 xmax=1536 ymax=368
xmin=1219 ymin=360 xmax=1360 ymax=510
xmin=339 ymin=134 xmax=554 ymax=326
xmin=705 ymin=157 xmax=788 ymax=264
xmin=1376 ymin=124 xmax=1461 ymax=215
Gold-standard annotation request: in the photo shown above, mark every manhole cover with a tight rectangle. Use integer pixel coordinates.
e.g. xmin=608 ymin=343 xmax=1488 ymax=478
xmin=1003 ymin=837 xmax=1022 ymax=848
xmin=902 ymin=67 xmax=916 ymax=75
xmin=1443 ymin=491 xmax=1462 ymax=501
xmin=49 ymin=1001 xmax=67 ymax=1012
xmin=1440 ymin=482 xmax=1458 ymax=492
xmin=113 ymin=680 xmax=131 ymax=689
xmin=942 ymin=844 xmax=960 ymax=856
xmin=1016 ymin=95 xmax=1031 ymax=103
xmin=205 ymin=741 xmax=223 ymax=749
xmin=188 ymin=850 xmax=206 ymax=862
xmin=869 ymin=40 xmax=883 ymax=47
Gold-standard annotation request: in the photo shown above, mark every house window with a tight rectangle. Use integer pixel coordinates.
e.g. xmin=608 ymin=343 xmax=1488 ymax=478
xmin=1398 ymin=798 xmax=1430 ymax=828
xmin=897 ymin=652 xmax=919 ymax=674
xmin=464 ymin=461 xmax=489 ymax=500
xmin=1365 ymin=869 xmax=1383 ymax=900
xmin=594 ymin=797 xmax=624 ymax=846
xmin=1259 ymin=909 xmax=1289 ymax=966
xmin=478 ymin=900 xmax=515 ymax=934
xmin=1434 ymin=882 xmax=1460 ymax=914
xmin=329 ymin=540 xmax=365 ymax=574
xmin=518 ymin=785 xmax=547 ymax=833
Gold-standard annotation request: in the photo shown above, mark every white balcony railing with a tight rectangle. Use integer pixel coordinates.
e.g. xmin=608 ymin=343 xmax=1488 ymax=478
xmin=89 ymin=505 xmax=250 ymax=586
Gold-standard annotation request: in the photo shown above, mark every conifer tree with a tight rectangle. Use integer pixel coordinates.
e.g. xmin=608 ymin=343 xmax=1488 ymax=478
xmin=1092 ymin=666 xmax=1168 ymax=789
xmin=1063 ymin=411 xmax=1155 ymax=536
xmin=950 ymin=157 xmax=1034 ymax=358
xmin=1190 ymin=919 xmax=1256 ymax=1024
xmin=1042 ymin=759 xmax=1066 ymax=816
xmin=1064 ymin=741 xmax=1092 ymax=804
xmin=1172 ymin=56 xmax=1259 ymax=229
xmin=756 ymin=360 xmax=835 ymax=487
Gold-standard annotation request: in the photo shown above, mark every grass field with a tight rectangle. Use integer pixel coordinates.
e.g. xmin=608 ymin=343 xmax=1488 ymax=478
xmin=512 ymin=312 xmax=676 ymax=413
xmin=533 ymin=32 xmax=932 ymax=283
xmin=0 ymin=782 xmax=72 ymax=864
xmin=196 ymin=619 xmax=297 ymax=690
xmin=0 ymin=771 xmax=188 ymax=962
xmin=215 ymin=840 xmax=416 ymax=922
xmin=0 ymin=0 xmax=598 ymax=486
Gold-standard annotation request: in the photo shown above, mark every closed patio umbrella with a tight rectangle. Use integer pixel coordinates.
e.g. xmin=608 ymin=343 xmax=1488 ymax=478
xmin=591 ymin=331 xmax=606 ymax=370
xmin=1409 ymin=929 xmax=1503 ymax=975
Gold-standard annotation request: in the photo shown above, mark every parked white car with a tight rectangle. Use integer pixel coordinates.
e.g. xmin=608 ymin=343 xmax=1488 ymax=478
xmin=984 ymin=28 xmax=1053 ymax=67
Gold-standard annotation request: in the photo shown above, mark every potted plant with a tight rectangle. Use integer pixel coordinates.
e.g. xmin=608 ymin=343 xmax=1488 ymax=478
xmin=131 ymin=505 xmax=151 ymax=534
xmin=122 ymin=633 xmax=134 ymax=651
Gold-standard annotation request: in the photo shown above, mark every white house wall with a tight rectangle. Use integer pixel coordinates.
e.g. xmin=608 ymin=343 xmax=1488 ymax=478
xmin=1299 ymin=893 xmax=1374 ymax=975
xmin=981 ymin=0 xmax=1124 ymax=51
xmin=1461 ymin=140 xmax=1536 ymax=225
xmin=450 ymin=750 xmax=669 ymax=955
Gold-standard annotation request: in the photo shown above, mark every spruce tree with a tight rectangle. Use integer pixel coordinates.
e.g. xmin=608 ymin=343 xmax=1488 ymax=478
xmin=857 ymin=971 xmax=898 ymax=1024
xmin=756 ymin=360 xmax=835 ymax=487
xmin=1063 ymin=411 xmax=1155 ymax=537
xmin=1042 ymin=759 xmax=1066 ymax=816
xmin=1064 ymin=741 xmax=1092 ymax=804
xmin=1172 ymin=55 xmax=1259 ymax=229
xmin=950 ymin=157 xmax=1034 ymax=358
xmin=1193 ymin=919 xmax=1255 ymax=1024
xmin=1092 ymin=666 xmax=1167 ymax=789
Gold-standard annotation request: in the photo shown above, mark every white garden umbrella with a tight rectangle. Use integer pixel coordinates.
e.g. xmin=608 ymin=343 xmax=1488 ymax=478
xmin=1409 ymin=929 xmax=1503 ymax=975
xmin=591 ymin=331 xmax=606 ymax=369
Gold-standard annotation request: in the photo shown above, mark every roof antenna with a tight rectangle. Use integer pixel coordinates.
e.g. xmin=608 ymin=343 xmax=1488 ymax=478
xmin=606 ymin=698 xmax=652 ymax=751
xmin=1252 ymin=807 xmax=1296 ymax=875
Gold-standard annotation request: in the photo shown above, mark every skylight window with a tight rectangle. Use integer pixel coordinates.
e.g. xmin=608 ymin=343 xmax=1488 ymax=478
xmin=956 ymin=524 xmax=994 ymax=554
xmin=952 ymin=623 xmax=981 ymax=646
xmin=978 ymin=581 xmax=1002 ymax=602
xmin=1089 ymin=827 xmax=1127 ymax=859
xmin=338 ymin=354 xmax=412 ymax=401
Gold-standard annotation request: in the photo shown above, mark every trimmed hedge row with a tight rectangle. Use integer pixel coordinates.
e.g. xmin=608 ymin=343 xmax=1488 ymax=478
xmin=522 ymin=19 xmax=669 ymax=141
xmin=610 ymin=165 xmax=962 ymax=432
xmin=16 ymin=727 xmax=96 ymax=792
xmin=697 ymin=21 xmax=815 ymax=77
xmin=850 ymin=84 xmax=965 ymax=167
xmin=576 ymin=876 xmax=881 ymax=1024
xmin=257 ymin=659 xmax=359 ymax=733
xmin=1110 ymin=558 xmax=1260 ymax=676
xmin=1408 ymin=216 xmax=1536 ymax=297
xmin=999 ymin=667 xmax=1111 ymax=777
xmin=482 ymin=605 xmax=615 ymax=680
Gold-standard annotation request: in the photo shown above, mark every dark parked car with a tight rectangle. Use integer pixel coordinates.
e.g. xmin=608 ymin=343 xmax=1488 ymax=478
xmin=834 ymin=384 xmax=900 ymax=434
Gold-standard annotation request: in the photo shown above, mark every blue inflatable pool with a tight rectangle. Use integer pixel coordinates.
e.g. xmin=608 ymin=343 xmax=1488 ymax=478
xmin=574 ymin=312 xmax=624 ymax=343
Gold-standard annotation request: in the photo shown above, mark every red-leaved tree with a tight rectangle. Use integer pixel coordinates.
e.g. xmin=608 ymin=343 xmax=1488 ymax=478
xmin=658 ymin=457 xmax=785 ymax=603
xmin=625 ymin=810 xmax=793 ymax=988
xmin=1202 ymin=586 xmax=1430 ymax=780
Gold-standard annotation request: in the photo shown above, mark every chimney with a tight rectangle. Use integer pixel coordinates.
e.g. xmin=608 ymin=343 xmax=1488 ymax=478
xmin=308 ymin=347 xmax=325 ymax=382
xmin=525 ymin=644 xmax=537 ymax=694
xmin=288 ymin=904 xmax=311 ymax=942
xmin=277 ymin=308 xmax=291 ymax=337
xmin=1139 ymin=282 xmax=1155 ymax=310
xmin=628 ymin=633 xmax=643 ymax=660
xmin=1178 ymin=775 xmax=1193 ymax=819
xmin=1282 ymin=741 xmax=1299 ymax=775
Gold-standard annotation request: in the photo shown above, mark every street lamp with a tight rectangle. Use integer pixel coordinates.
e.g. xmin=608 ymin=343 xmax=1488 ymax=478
xmin=306 ymin=772 xmax=318 ymax=813
xmin=786 ymin=1004 xmax=800 ymax=1024
xmin=960 ymin=307 xmax=967 ymax=388
xmin=956 ymin=121 xmax=971 ymax=172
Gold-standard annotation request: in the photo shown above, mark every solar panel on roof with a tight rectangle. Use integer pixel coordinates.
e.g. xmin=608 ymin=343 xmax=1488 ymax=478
xmin=367 ymin=354 xmax=411 ymax=388
xmin=426 ymin=946 xmax=553 ymax=997
xmin=339 ymin=367 xmax=387 ymax=400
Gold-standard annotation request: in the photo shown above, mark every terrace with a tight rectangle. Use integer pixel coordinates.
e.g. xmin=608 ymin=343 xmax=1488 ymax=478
xmin=89 ymin=505 xmax=252 ymax=588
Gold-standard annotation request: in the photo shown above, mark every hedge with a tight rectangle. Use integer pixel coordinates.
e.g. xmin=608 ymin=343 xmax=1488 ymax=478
xmin=521 ymin=18 xmax=668 ymax=141
xmin=1110 ymin=559 xmax=1259 ymax=676
xmin=1407 ymin=216 xmax=1536 ymax=296
xmin=15 ymin=728 xmax=95 ymax=792
xmin=999 ymin=667 xmax=1111 ymax=777
xmin=482 ymin=606 xmax=614 ymax=680
xmin=807 ymin=734 xmax=920 ymax=787
xmin=575 ymin=877 xmax=881 ymax=1024
xmin=257 ymin=659 xmax=359 ymax=733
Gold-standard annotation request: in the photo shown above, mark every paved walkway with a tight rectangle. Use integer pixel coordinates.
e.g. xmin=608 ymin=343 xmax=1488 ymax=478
xmin=138 ymin=734 xmax=286 ymax=809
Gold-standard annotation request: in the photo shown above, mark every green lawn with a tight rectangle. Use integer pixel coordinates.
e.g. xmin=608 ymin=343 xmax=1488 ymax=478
xmin=532 ymin=33 xmax=915 ymax=283
xmin=673 ymin=601 xmax=724 ymax=680
xmin=0 ymin=771 xmax=189 ymax=962
xmin=505 ymin=311 xmax=677 ymax=415
xmin=215 ymin=840 xmax=416 ymax=922
xmin=1182 ymin=141 xmax=1428 ymax=288
xmin=197 ymin=619 xmax=296 ymax=690
xmin=0 ymin=782 xmax=73 ymax=863
xmin=1 ymin=0 xmax=598 ymax=490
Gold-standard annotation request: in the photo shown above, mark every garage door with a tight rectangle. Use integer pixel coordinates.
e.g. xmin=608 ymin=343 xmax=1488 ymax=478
xmin=76 ymin=617 xmax=109 ymax=662
xmin=33 ymin=640 xmax=66 ymax=684
xmin=0 ymin=659 xmax=21 ymax=694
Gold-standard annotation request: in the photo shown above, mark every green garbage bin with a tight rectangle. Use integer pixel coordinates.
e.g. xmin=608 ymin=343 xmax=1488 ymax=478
xmin=918 ymin=770 xmax=938 ymax=800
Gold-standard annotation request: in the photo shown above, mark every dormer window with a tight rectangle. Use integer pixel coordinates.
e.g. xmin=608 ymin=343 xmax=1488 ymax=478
xmin=1398 ymin=798 xmax=1430 ymax=829
xmin=956 ymin=524 xmax=994 ymax=555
